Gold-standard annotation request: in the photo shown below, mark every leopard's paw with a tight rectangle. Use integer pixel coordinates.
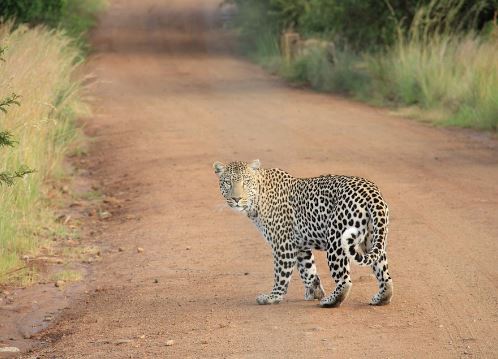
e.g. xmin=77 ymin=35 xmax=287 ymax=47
xmin=370 ymin=282 xmax=393 ymax=306
xmin=319 ymin=283 xmax=351 ymax=308
xmin=319 ymin=294 xmax=343 ymax=308
xmin=256 ymin=293 xmax=283 ymax=305
xmin=304 ymin=282 xmax=325 ymax=301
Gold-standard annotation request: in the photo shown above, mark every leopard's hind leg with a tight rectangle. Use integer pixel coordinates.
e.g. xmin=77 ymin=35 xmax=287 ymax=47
xmin=370 ymin=252 xmax=393 ymax=305
xmin=320 ymin=241 xmax=352 ymax=308
xmin=297 ymin=249 xmax=324 ymax=300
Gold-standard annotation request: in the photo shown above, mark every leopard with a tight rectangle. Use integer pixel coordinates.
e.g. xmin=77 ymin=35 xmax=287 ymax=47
xmin=213 ymin=159 xmax=393 ymax=307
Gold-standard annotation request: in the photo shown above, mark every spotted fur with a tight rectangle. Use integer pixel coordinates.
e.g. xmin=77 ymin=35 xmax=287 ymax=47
xmin=213 ymin=160 xmax=393 ymax=307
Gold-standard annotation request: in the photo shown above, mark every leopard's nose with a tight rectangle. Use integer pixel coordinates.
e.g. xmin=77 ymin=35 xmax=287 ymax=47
xmin=232 ymin=197 xmax=241 ymax=203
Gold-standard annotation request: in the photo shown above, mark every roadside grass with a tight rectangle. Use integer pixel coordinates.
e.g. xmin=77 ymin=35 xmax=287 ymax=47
xmin=367 ymin=33 xmax=498 ymax=130
xmin=0 ymin=0 xmax=106 ymax=53
xmin=0 ymin=23 xmax=87 ymax=284
xmin=247 ymin=30 xmax=282 ymax=72
xmin=50 ymin=268 xmax=83 ymax=283
xmin=61 ymin=245 xmax=100 ymax=261
xmin=241 ymin=2 xmax=498 ymax=131
xmin=251 ymin=30 xmax=498 ymax=131
xmin=60 ymin=0 xmax=106 ymax=53
xmin=80 ymin=189 xmax=103 ymax=201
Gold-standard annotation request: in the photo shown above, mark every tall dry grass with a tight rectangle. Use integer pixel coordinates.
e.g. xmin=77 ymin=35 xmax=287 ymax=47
xmin=0 ymin=23 xmax=86 ymax=283
xmin=245 ymin=0 xmax=498 ymax=130
xmin=366 ymin=0 xmax=498 ymax=129
xmin=359 ymin=32 xmax=498 ymax=129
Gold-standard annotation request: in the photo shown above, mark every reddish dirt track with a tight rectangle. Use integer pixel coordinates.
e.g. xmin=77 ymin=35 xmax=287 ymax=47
xmin=15 ymin=0 xmax=498 ymax=357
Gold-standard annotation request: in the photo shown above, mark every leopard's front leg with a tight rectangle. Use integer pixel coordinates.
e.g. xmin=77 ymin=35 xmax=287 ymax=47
xmin=256 ymin=238 xmax=297 ymax=305
xmin=297 ymin=250 xmax=325 ymax=301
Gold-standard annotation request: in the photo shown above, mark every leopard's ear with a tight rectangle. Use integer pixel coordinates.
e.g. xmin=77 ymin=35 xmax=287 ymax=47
xmin=249 ymin=159 xmax=261 ymax=170
xmin=213 ymin=161 xmax=225 ymax=176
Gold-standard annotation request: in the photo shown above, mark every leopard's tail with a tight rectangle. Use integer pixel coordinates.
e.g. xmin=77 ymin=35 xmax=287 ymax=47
xmin=341 ymin=208 xmax=387 ymax=266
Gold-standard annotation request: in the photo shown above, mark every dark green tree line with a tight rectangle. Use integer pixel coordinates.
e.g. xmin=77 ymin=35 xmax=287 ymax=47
xmin=231 ymin=0 xmax=498 ymax=50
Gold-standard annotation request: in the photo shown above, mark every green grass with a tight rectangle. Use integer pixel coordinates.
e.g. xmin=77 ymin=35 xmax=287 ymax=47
xmin=80 ymin=189 xmax=103 ymax=201
xmin=244 ymin=30 xmax=282 ymax=73
xmin=0 ymin=23 xmax=88 ymax=283
xmin=366 ymin=33 xmax=498 ymax=129
xmin=241 ymin=0 xmax=498 ymax=131
xmin=50 ymin=269 xmax=83 ymax=283
xmin=248 ymin=27 xmax=498 ymax=131
xmin=60 ymin=0 xmax=106 ymax=53
xmin=0 ymin=0 xmax=105 ymax=53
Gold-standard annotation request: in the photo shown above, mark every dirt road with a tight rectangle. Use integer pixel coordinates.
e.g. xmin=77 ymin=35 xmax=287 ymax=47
xmin=25 ymin=0 xmax=498 ymax=357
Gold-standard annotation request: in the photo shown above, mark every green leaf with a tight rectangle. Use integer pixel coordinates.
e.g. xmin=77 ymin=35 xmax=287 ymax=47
xmin=0 ymin=93 xmax=21 ymax=114
xmin=0 ymin=131 xmax=17 ymax=148
xmin=0 ymin=166 xmax=35 ymax=186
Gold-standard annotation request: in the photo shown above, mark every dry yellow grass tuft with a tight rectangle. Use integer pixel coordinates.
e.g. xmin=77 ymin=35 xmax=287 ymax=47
xmin=0 ymin=23 xmax=87 ymax=283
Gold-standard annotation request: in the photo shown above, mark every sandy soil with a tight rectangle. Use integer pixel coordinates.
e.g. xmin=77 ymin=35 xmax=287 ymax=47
xmin=12 ymin=0 xmax=498 ymax=357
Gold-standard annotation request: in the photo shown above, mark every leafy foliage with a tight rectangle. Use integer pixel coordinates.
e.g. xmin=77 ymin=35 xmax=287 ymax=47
xmin=0 ymin=166 xmax=34 ymax=186
xmin=0 ymin=93 xmax=21 ymax=113
xmin=0 ymin=131 xmax=17 ymax=147
xmin=232 ymin=0 xmax=497 ymax=51
xmin=0 ymin=0 xmax=105 ymax=52
xmin=0 ymin=0 xmax=66 ymax=28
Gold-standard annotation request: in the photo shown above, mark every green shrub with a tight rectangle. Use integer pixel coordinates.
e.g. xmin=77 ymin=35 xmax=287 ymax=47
xmin=59 ymin=0 xmax=105 ymax=51
xmin=232 ymin=0 xmax=496 ymax=51
xmin=0 ymin=0 xmax=65 ymax=27
xmin=299 ymin=0 xmax=402 ymax=50
xmin=0 ymin=0 xmax=105 ymax=51
xmin=251 ymin=30 xmax=281 ymax=68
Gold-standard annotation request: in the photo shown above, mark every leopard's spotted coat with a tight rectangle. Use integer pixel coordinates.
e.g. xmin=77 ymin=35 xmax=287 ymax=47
xmin=213 ymin=160 xmax=393 ymax=307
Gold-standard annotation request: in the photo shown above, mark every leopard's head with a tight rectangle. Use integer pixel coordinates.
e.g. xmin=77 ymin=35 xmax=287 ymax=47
xmin=213 ymin=159 xmax=261 ymax=213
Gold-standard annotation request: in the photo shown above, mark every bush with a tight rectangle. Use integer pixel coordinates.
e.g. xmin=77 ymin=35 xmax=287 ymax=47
xmin=0 ymin=0 xmax=66 ymax=28
xmin=299 ymin=0 xmax=404 ymax=50
xmin=282 ymin=49 xmax=370 ymax=96
xmin=232 ymin=0 xmax=496 ymax=51
xmin=0 ymin=0 xmax=105 ymax=50
xmin=59 ymin=0 xmax=105 ymax=51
